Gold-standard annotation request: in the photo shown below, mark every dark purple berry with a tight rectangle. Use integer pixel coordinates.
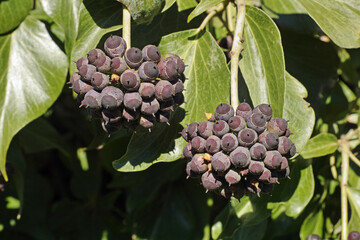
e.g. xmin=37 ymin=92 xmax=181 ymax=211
xmin=73 ymin=79 xmax=93 ymax=95
xmin=181 ymin=127 xmax=189 ymax=141
xmin=205 ymin=135 xmax=221 ymax=153
xmin=104 ymin=35 xmax=127 ymax=58
xmin=267 ymin=118 xmax=288 ymax=136
xmin=76 ymin=57 xmax=89 ymax=70
xmin=191 ymin=136 xmax=206 ymax=153
xmin=259 ymin=131 xmax=279 ymax=150
xmin=248 ymin=160 xmax=265 ymax=175
xmin=155 ymin=80 xmax=174 ymax=101
xmin=284 ymin=128 xmax=291 ymax=137
xmin=258 ymin=168 xmax=271 ymax=182
xmin=83 ymin=89 xmax=102 ymax=109
xmin=110 ymin=57 xmax=127 ymax=75
xmin=215 ymin=103 xmax=234 ymax=121
xmin=120 ymin=69 xmax=141 ymax=91
xmin=225 ymin=169 xmax=241 ymax=185
xmin=160 ymin=98 xmax=175 ymax=111
xmin=183 ymin=143 xmax=194 ymax=158
xmin=102 ymin=108 xmax=122 ymax=124
xmin=123 ymin=92 xmax=142 ymax=110
xmin=305 ymin=234 xmax=321 ymax=240
xmin=348 ymin=231 xmax=360 ymax=240
xmin=171 ymin=79 xmax=184 ymax=94
xmin=68 ymin=72 xmax=81 ymax=86
xmin=101 ymin=86 xmax=124 ymax=109
xmin=87 ymin=48 xmax=105 ymax=65
xmin=139 ymin=82 xmax=155 ymax=99
xmin=173 ymin=93 xmax=185 ymax=106
xmin=186 ymin=161 xmax=197 ymax=178
xmin=91 ymin=72 xmax=109 ymax=91
xmin=236 ymin=102 xmax=252 ymax=120
xmin=158 ymin=59 xmax=178 ymax=80
xmin=95 ymin=55 xmax=111 ymax=73
xmin=190 ymin=154 xmax=208 ymax=174
xmin=238 ymin=128 xmax=258 ymax=147
xmin=187 ymin=122 xmax=198 ymax=139
xmin=201 ymin=172 xmax=222 ymax=191
xmin=138 ymin=61 xmax=159 ymax=81
xmin=229 ymin=147 xmax=250 ymax=168
xmin=168 ymin=54 xmax=185 ymax=74
xmin=198 ymin=121 xmax=213 ymax=139
xmin=288 ymin=143 xmax=296 ymax=158
xmin=213 ymin=120 xmax=230 ymax=137
xmin=228 ymin=116 xmax=246 ymax=132
xmin=250 ymin=143 xmax=267 ymax=160
xmin=280 ymin=157 xmax=288 ymax=170
xmin=220 ymin=133 xmax=238 ymax=152
xmin=122 ymin=108 xmax=140 ymax=121
xmin=264 ymin=151 xmax=282 ymax=170
xmin=246 ymin=113 xmax=267 ymax=133
xmin=140 ymin=98 xmax=160 ymax=116
xmin=142 ymin=45 xmax=161 ymax=62
xmin=156 ymin=110 xmax=170 ymax=124
xmin=139 ymin=115 xmax=156 ymax=129
xmin=79 ymin=64 xmax=97 ymax=82
xmin=277 ymin=136 xmax=293 ymax=155
xmin=211 ymin=152 xmax=231 ymax=172
xmin=253 ymin=104 xmax=272 ymax=121
xmin=124 ymin=47 xmax=143 ymax=69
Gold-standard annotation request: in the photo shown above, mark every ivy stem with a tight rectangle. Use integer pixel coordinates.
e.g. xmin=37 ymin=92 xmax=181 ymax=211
xmin=341 ymin=143 xmax=349 ymax=240
xmin=123 ymin=5 xmax=131 ymax=48
xmin=195 ymin=2 xmax=226 ymax=34
xmin=348 ymin=150 xmax=360 ymax=168
xmin=230 ymin=0 xmax=246 ymax=110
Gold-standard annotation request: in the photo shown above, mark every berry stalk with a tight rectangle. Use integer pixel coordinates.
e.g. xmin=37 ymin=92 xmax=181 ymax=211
xmin=123 ymin=5 xmax=131 ymax=48
xmin=230 ymin=0 xmax=246 ymax=110
xmin=341 ymin=143 xmax=349 ymax=240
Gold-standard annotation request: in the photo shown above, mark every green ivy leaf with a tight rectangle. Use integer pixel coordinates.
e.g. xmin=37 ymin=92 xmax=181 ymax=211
xmin=118 ymin=0 xmax=165 ymax=24
xmin=162 ymin=0 xmax=176 ymax=12
xmin=0 ymin=16 xmax=67 ymax=180
xmin=176 ymin=0 xmax=198 ymax=11
xmin=187 ymin=0 xmax=224 ymax=22
xmin=301 ymin=133 xmax=338 ymax=159
xmin=113 ymin=29 xmax=230 ymax=172
xmin=298 ymin=0 xmax=360 ymax=48
xmin=0 ymin=0 xmax=33 ymax=34
xmin=261 ymin=0 xmax=306 ymax=14
xmin=347 ymin=187 xmax=360 ymax=232
xmin=240 ymin=6 xmax=285 ymax=118
xmin=299 ymin=206 xmax=324 ymax=239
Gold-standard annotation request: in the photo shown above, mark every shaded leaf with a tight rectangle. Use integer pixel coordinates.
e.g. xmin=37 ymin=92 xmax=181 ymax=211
xmin=298 ymin=0 xmax=360 ymax=48
xmin=188 ymin=0 xmax=224 ymax=22
xmin=177 ymin=0 xmax=198 ymax=11
xmin=113 ymin=29 xmax=230 ymax=172
xmin=347 ymin=187 xmax=360 ymax=232
xmin=299 ymin=206 xmax=324 ymax=239
xmin=118 ymin=0 xmax=165 ymax=24
xmin=0 ymin=0 xmax=33 ymax=34
xmin=239 ymin=6 xmax=285 ymax=118
xmin=0 ymin=16 xmax=67 ymax=180
xmin=301 ymin=133 xmax=338 ymax=159
xmin=224 ymin=220 xmax=267 ymax=240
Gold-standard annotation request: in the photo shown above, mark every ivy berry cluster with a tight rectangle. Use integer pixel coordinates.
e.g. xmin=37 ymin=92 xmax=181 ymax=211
xmin=182 ymin=102 xmax=296 ymax=199
xmin=68 ymin=35 xmax=186 ymax=134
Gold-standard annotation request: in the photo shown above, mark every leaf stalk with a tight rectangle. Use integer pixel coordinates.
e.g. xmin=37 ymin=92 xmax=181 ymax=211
xmin=123 ymin=5 xmax=131 ymax=48
xmin=341 ymin=142 xmax=349 ymax=240
xmin=195 ymin=2 xmax=227 ymax=34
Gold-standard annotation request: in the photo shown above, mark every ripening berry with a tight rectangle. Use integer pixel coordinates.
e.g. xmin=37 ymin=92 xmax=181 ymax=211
xmin=259 ymin=131 xmax=279 ymax=150
xmin=221 ymin=133 xmax=238 ymax=152
xmin=238 ymin=128 xmax=258 ymax=147
xmin=142 ymin=45 xmax=161 ymax=62
xmin=348 ymin=231 xmax=360 ymax=240
xmin=250 ymin=143 xmax=267 ymax=160
xmin=248 ymin=160 xmax=265 ymax=175
xmin=229 ymin=147 xmax=250 ymax=168
xmin=215 ymin=103 xmax=234 ymax=121
xmin=181 ymin=127 xmax=189 ymax=141
xmin=305 ymin=234 xmax=321 ymax=240
xmin=104 ymin=35 xmax=127 ymax=58
xmin=173 ymin=93 xmax=185 ymax=106
xmin=264 ymin=151 xmax=282 ymax=170
xmin=246 ymin=113 xmax=267 ymax=133
xmin=123 ymin=92 xmax=142 ymax=110
xmin=124 ymin=47 xmax=143 ymax=69
xmin=278 ymin=166 xmax=291 ymax=179
xmin=72 ymin=79 xmax=93 ymax=95
xmin=91 ymin=72 xmax=110 ymax=91
xmin=191 ymin=136 xmax=206 ymax=152
xmin=102 ymin=108 xmax=122 ymax=124
xmin=76 ymin=57 xmax=89 ymax=70
xmin=95 ymin=55 xmax=111 ymax=73
xmin=267 ymin=118 xmax=288 ymax=136
xmin=253 ymin=104 xmax=272 ymax=121
xmin=111 ymin=57 xmax=127 ymax=75
xmin=156 ymin=110 xmax=170 ymax=124
xmin=277 ymin=136 xmax=293 ymax=155
xmin=122 ymin=108 xmax=140 ymax=121
xmin=141 ymin=98 xmax=160 ymax=115
xmin=68 ymin=72 xmax=81 ymax=86
xmin=213 ymin=120 xmax=230 ymax=137
xmin=155 ymin=80 xmax=174 ymax=101
xmin=228 ymin=116 xmax=246 ymax=132
xmin=139 ymin=115 xmax=156 ymax=129
xmin=280 ymin=157 xmax=288 ymax=170
xmin=259 ymin=182 xmax=274 ymax=195
xmin=171 ymin=79 xmax=184 ymax=95
xmin=139 ymin=82 xmax=155 ymax=99
xmin=79 ymin=64 xmax=97 ymax=82
xmin=225 ymin=169 xmax=241 ymax=185
xmin=138 ymin=61 xmax=159 ymax=81
xmin=211 ymin=152 xmax=231 ymax=172
xmin=83 ymin=89 xmax=102 ymax=109
xmin=120 ymin=69 xmax=141 ymax=91
xmin=236 ymin=102 xmax=252 ymax=120
xmin=258 ymin=168 xmax=271 ymax=182
xmin=284 ymin=128 xmax=291 ymax=137
xmin=101 ymin=86 xmax=124 ymax=109
xmin=288 ymin=143 xmax=296 ymax=158
xmin=187 ymin=122 xmax=198 ymax=139
xmin=201 ymin=172 xmax=222 ymax=191
xmin=183 ymin=142 xmax=194 ymax=158
xmin=87 ymin=48 xmax=105 ymax=65
xmin=186 ymin=161 xmax=197 ymax=178
xmin=164 ymin=54 xmax=185 ymax=74
xmin=158 ymin=59 xmax=178 ymax=80
xmin=189 ymin=154 xmax=208 ymax=174
xmin=198 ymin=121 xmax=213 ymax=139
xmin=205 ymin=135 xmax=221 ymax=153
xmin=160 ymin=98 xmax=175 ymax=111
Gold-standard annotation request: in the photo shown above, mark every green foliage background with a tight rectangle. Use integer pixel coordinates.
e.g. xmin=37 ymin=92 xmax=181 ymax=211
xmin=0 ymin=0 xmax=359 ymax=239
